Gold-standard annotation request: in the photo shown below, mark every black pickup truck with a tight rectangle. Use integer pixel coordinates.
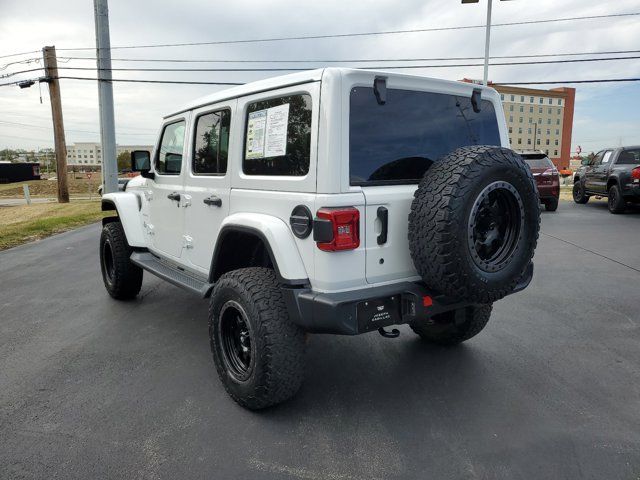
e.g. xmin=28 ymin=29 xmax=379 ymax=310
xmin=573 ymin=147 xmax=640 ymax=213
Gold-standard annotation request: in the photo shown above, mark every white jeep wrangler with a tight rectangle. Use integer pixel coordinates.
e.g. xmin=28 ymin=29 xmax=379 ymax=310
xmin=100 ymin=68 xmax=539 ymax=409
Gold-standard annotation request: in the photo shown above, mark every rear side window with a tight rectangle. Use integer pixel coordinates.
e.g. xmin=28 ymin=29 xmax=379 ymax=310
xmin=617 ymin=149 xmax=640 ymax=164
xmin=156 ymin=120 xmax=185 ymax=175
xmin=349 ymin=87 xmax=501 ymax=185
xmin=243 ymin=94 xmax=312 ymax=176
xmin=193 ymin=109 xmax=231 ymax=175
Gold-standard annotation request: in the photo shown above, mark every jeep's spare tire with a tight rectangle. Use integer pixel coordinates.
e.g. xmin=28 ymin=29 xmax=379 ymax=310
xmin=408 ymin=146 xmax=540 ymax=303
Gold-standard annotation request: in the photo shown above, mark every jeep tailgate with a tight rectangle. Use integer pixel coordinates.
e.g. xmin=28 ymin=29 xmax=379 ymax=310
xmin=362 ymin=185 xmax=420 ymax=284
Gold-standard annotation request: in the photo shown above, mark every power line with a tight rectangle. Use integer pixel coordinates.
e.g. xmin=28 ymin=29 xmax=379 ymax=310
xmin=57 ymin=76 xmax=244 ymax=85
xmin=2 ymin=75 xmax=640 ymax=89
xmin=54 ymin=12 xmax=640 ymax=51
xmin=0 ymin=120 xmax=156 ymax=136
xmin=0 ymin=76 xmax=243 ymax=87
xmin=495 ymin=78 xmax=640 ymax=85
xmin=0 ymin=50 xmax=41 ymax=60
xmin=0 ymin=67 xmax=44 ymax=79
xmin=53 ymin=55 xmax=640 ymax=73
xmin=56 ymin=49 xmax=640 ymax=64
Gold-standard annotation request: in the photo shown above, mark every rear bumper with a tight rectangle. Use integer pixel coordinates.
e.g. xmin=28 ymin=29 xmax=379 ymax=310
xmin=284 ymin=263 xmax=534 ymax=335
xmin=622 ymin=183 xmax=640 ymax=198
xmin=536 ymin=183 xmax=560 ymax=200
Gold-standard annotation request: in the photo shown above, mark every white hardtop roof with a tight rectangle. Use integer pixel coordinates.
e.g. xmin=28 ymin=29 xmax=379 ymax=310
xmin=165 ymin=67 xmax=497 ymax=118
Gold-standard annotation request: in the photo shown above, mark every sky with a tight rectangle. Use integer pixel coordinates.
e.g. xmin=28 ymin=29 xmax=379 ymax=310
xmin=1 ymin=0 xmax=639 ymax=154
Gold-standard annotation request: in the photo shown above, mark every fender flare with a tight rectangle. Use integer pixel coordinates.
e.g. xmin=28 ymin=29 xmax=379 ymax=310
xmin=210 ymin=213 xmax=309 ymax=285
xmin=101 ymin=192 xmax=146 ymax=247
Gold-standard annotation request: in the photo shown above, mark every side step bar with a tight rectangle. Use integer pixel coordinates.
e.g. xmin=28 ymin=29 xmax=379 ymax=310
xmin=130 ymin=252 xmax=213 ymax=297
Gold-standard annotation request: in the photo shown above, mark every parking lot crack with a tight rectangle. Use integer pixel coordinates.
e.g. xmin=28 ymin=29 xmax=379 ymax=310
xmin=542 ymin=232 xmax=640 ymax=275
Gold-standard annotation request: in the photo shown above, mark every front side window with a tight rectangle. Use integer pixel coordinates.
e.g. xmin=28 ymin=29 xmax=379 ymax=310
xmin=193 ymin=109 xmax=231 ymax=175
xmin=243 ymin=94 xmax=312 ymax=176
xmin=156 ymin=120 xmax=186 ymax=175
xmin=349 ymin=87 xmax=500 ymax=185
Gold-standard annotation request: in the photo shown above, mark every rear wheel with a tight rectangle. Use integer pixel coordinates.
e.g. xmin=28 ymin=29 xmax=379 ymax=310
xmin=607 ymin=184 xmax=626 ymax=214
xmin=573 ymin=182 xmax=589 ymax=204
xmin=410 ymin=304 xmax=493 ymax=346
xmin=99 ymin=222 xmax=143 ymax=300
xmin=544 ymin=198 xmax=559 ymax=212
xmin=209 ymin=268 xmax=305 ymax=410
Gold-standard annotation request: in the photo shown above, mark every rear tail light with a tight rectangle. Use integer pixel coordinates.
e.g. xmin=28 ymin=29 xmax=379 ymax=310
xmin=632 ymin=167 xmax=640 ymax=180
xmin=314 ymin=207 xmax=360 ymax=251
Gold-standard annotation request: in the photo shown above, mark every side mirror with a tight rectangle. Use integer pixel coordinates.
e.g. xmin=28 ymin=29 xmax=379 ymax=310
xmin=131 ymin=150 xmax=154 ymax=179
xmin=581 ymin=158 xmax=590 ymax=166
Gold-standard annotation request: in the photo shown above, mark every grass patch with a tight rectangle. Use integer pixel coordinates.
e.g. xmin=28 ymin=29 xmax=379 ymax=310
xmin=0 ymin=177 xmax=103 ymax=197
xmin=0 ymin=201 xmax=107 ymax=250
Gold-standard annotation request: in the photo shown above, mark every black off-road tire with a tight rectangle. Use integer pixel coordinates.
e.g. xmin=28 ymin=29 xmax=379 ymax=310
xmin=209 ymin=268 xmax=305 ymax=410
xmin=100 ymin=221 xmax=143 ymax=300
xmin=544 ymin=198 xmax=559 ymax=212
xmin=408 ymin=146 xmax=539 ymax=304
xmin=410 ymin=304 xmax=493 ymax=346
xmin=607 ymin=184 xmax=626 ymax=214
xmin=573 ymin=182 xmax=589 ymax=204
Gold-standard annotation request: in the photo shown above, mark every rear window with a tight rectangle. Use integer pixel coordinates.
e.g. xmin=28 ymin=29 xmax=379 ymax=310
xmin=243 ymin=94 xmax=312 ymax=176
xmin=349 ymin=87 xmax=501 ymax=185
xmin=617 ymin=149 xmax=640 ymax=165
xmin=522 ymin=155 xmax=553 ymax=169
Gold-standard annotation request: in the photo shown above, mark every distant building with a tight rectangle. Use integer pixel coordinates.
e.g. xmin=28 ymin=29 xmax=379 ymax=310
xmin=66 ymin=142 xmax=154 ymax=166
xmin=461 ymin=80 xmax=576 ymax=169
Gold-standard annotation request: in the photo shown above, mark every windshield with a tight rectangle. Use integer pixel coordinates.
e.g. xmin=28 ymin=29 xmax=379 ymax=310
xmin=349 ymin=87 xmax=501 ymax=185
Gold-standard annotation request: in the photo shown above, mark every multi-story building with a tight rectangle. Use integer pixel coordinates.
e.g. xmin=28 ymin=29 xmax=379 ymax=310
xmin=66 ymin=142 xmax=153 ymax=166
xmin=462 ymin=80 xmax=576 ymax=169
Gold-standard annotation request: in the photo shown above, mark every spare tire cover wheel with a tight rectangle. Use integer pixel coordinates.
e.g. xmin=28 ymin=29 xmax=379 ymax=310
xmin=408 ymin=145 xmax=540 ymax=303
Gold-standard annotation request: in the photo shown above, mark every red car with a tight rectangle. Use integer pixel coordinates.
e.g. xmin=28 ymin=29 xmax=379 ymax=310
xmin=521 ymin=152 xmax=560 ymax=211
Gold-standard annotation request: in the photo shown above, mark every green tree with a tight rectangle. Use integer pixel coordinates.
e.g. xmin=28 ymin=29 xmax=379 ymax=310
xmin=117 ymin=150 xmax=130 ymax=172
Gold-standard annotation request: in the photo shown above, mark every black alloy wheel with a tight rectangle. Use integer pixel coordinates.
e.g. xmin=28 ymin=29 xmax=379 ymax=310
xmin=101 ymin=238 xmax=116 ymax=286
xmin=218 ymin=300 xmax=254 ymax=381
xmin=468 ymin=181 xmax=524 ymax=273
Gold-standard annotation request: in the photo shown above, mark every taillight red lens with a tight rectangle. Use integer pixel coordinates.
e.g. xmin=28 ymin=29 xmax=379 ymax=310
xmin=632 ymin=167 xmax=640 ymax=180
xmin=316 ymin=207 xmax=360 ymax=251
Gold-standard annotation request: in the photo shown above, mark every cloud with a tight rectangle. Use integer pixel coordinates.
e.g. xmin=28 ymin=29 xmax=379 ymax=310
xmin=1 ymin=0 xmax=639 ymax=150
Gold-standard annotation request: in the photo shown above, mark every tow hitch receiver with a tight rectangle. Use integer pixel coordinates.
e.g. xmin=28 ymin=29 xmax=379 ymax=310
xmin=378 ymin=326 xmax=400 ymax=338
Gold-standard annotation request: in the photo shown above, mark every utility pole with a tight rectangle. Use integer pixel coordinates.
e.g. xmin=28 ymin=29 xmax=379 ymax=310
xmin=94 ymin=0 xmax=118 ymax=194
xmin=42 ymin=46 xmax=70 ymax=203
xmin=482 ymin=0 xmax=493 ymax=86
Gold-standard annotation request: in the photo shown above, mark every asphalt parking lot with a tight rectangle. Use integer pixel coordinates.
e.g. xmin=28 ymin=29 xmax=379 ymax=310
xmin=1 ymin=199 xmax=639 ymax=480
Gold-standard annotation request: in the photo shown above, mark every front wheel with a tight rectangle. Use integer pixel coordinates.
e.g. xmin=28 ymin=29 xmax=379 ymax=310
xmin=573 ymin=182 xmax=589 ymax=204
xmin=608 ymin=184 xmax=626 ymax=214
xmin=100 ymin=222 xmax=143 ymax=300
xmin=209 ymin=268 xmax=305 ymax=410
xmin=410 ymin=304 xmax=493 ymax=346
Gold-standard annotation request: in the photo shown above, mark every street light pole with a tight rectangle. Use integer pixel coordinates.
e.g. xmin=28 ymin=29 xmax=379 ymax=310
xmin=462 ymin=0 xmax=513 ymax=86
xmin=483 ymin=0 xmax=493 ymax=86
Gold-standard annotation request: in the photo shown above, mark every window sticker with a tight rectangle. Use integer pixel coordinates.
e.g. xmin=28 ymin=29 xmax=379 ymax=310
xmin=245 ymin=103 xmax=290 ymax=159
xmin=245 ymin=110 xmax=267 ymax=159
xmin=264 ymin=103 xmax=289 ymax=158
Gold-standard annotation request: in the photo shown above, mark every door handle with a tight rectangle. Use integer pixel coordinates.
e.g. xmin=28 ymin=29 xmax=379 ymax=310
xmin=377 ymin=206 xmax=388 ymax=245
xmin=203 ymin=195 xmax=222 ymax=207
xmin=167 ymin=192 xmax=181 ymax=202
